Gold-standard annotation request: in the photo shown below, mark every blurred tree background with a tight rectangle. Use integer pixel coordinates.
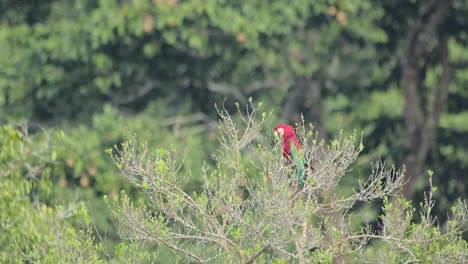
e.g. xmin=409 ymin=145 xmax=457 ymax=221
xmin=1 ymin=0 xmax=467 ymax=261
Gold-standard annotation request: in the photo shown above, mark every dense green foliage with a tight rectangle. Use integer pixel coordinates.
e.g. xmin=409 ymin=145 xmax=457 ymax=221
xmin=1 ymin=0 xmax=467 ymax=262
xmin=0 ymin=125 xmax=102 ymax=262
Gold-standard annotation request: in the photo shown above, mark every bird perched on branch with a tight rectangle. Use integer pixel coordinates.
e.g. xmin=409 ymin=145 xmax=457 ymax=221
xmin=274 ymin=124 xmax=308 ymax=192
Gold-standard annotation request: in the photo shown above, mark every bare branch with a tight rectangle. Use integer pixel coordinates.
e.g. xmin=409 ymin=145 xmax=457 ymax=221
xmin=243 ymin=244 xmax=270 ymax=264
xmin=208 ymin=82 xmax=248 ymax=104
xmin=108 ymin=102 xmax=467 ymax=262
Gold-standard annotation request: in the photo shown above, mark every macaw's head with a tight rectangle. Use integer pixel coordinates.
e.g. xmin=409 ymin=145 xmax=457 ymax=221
xmin=274 ymin=124 xmax=300 ymax=158
xmin=274 ymin=124 xmax=297 ymax=140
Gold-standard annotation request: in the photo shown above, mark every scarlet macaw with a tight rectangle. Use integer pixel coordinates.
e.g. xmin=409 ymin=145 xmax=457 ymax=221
xmin=274 ymin=124 xmax=307 ymax=191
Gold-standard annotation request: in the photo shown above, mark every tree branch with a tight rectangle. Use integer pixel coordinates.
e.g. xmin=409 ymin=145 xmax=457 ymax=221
xmin=400 ymin=0 xmax=453 ymax=198
xmin=208 ymin=82 xmax=248 ymax=104
xmin=243 ymin=244 xmax=270 ymax=264
xmin=111 ymin=80 xmax=157 ymax=105
xmin=404 ymin=0 xmax=452 ymax=63
xmin=450 ymin=60 xmax=468 ymax=69
xmin=424 ymin=34 xmax=454 ymax=142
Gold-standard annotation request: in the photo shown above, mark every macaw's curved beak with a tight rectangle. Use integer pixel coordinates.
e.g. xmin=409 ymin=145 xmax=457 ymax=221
xmin=274 ymin=127 xmax=284 ymax=140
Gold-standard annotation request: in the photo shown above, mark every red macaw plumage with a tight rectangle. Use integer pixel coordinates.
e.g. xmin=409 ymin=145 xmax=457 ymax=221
xmin=274 ymin=124 xmax=302 ymax=159
xmin=274 ymin=124 xmax=307 ymax=189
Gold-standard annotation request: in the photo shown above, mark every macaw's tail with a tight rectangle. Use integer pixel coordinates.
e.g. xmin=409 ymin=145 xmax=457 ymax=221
xmin=289 ymin=166 xmax=308 ymax=193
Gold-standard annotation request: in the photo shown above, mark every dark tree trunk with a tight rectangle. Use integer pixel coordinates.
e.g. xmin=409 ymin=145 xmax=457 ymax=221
xmin=281 ymin=76 xmax=308 ymax=122
xmin=400 ymin=0 xmax=453 ymax=199
xmin=282 ymin=76 xmax=328 ymax=142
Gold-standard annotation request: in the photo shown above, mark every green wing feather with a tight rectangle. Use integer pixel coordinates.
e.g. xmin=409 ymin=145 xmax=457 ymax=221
xmin=289 ymin=142 xmax=307 ymax=187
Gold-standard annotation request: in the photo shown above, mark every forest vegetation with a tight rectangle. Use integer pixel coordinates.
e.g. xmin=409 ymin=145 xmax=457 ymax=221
xmin=1 ymin=0 xmax=467 ymax=263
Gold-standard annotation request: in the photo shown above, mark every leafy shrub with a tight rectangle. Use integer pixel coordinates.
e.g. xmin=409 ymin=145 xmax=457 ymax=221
xmin=107 ymin=102 xmax=468 ymax=263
